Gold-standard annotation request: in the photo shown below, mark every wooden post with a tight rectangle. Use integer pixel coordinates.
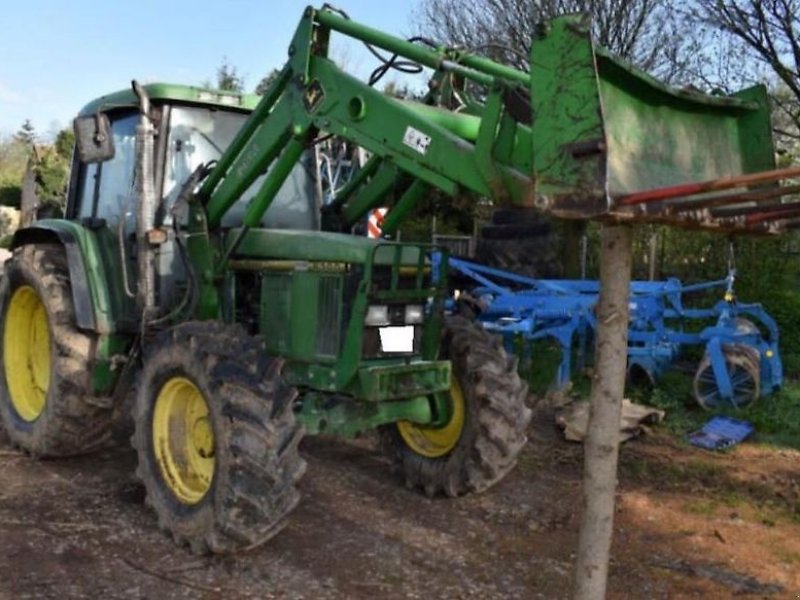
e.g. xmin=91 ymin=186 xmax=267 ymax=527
xmin=573 ymin=223 xmax=632 ymax=600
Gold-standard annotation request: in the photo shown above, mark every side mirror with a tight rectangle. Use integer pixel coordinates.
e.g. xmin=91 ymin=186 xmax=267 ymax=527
xmin=73 ymin=113 xmax=115 ymax=163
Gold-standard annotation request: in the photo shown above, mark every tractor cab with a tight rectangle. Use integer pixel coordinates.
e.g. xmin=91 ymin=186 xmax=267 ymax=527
xmin=69 ymin=84 xmax=318 ymax=232
xmin=64 ymin=84 xmax=321 ymax=327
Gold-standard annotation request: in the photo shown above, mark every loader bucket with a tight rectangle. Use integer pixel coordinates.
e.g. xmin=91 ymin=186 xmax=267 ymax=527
xmin=530 ymin=14 xmax=776 ymax=220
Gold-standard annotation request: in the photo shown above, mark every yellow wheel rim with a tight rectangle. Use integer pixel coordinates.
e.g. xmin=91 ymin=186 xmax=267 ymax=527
xmin=397 ymin=378 xmax=466 ymax=458
xmin=4 ymin=286 xmax=51 ymax=422
xmin=152 ymin=377 xmax=215 ymax=505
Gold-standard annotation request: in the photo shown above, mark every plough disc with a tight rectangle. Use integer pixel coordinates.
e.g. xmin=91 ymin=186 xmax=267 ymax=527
xmin=693 ymin=344 xmax=761 ymax=410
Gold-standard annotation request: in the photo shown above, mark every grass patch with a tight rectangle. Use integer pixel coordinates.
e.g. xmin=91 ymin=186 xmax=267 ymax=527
xmin=516 ymin=329 xmax=800 ymax=450
xmin=626 ymin=367 xmax=800 ymax=451
xmin=683 ymin=498 xmax=719 ymax=516
xmin=620 ymin=454 xmax=728 ymax=488
xmin=721 ymin=385 xmax=800 ymax=450
xmin=775 ymin=548 xmax=800 ymax=565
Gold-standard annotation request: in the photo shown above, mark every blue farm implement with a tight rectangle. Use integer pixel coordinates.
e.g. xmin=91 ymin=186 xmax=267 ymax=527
xmin=444 ymin=257 xmax=782 ymax=410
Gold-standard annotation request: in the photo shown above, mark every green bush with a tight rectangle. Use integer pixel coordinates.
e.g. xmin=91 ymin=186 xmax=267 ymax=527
xmin=754 ymin=289 xmax=800 ymax=378
xmin=0 ymin=181 xmax=21 ymax=208
xmin=732 ymin=385 xmax=800 ymax=449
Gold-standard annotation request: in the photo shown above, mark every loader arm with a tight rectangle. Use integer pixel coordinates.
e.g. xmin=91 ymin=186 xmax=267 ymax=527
xmin=196 ymin=6 xmax=537 ymax=236
xmin=194 ymin=5 xmax=797 ymax=246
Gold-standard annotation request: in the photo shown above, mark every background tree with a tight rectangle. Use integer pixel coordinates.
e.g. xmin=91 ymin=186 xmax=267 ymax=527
xmin=207 ymin=58 xmax=245 ymax=92
xmin=13 ymin=119 xmax=36 ymax=146
xmin=33 ymin=146 xmax=69 ymax=205
xmin=255 ymin=68 xmax=280 ymax=95
xmin=414 ymin=0 xmax=699 ymax=82
xmin=53 ymin=128 xmax=75 ymax=161
xmin=0 ymin=133 xmax=31 ymax=209
xmin=694 ymin=0 xmax=800 ymax=143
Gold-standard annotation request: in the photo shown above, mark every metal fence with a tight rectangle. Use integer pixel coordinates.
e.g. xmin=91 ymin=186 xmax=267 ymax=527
xmin=432 ymin=234 xmax=474 ymax=258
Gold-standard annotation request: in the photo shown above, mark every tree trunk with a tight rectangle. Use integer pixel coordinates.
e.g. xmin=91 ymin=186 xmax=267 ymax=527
xmin=20 ymin=152 xmax=39 ymax=228
xmin=561 ymin=220 xmax=587 ymax=278
xmin=572 ymin=223 xmax=632 ymax=600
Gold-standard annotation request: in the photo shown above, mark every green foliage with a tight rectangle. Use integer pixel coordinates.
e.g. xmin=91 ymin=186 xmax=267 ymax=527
xmin=0 ymin=181 xmax=21 ymax=209
xmin=756 ymin=288 xmax=800 ymax=371
xmin=0 ymin=135 xmax=29 ymax=208
xmin=729 ymin=385 xmax=800 ymax=449
xmin=0 ymin=129 xmax=71 ymax=211
xmin=255 ymin=69 xmax=280 ymax=96
xmin=585 ymin=224 xmax=800 ymax=293
xmin=212 ymin=59 xmax=245 ymax=92
xmin=627 ymin=370 xmax=707 ymax=435
xmin=54 ymin=129 xmax=75 ymax=160
xmin=34 ymin=147 xmax=69 ymax=203
xmin=14 ymin=119 xmax=36 ymax=145
xmin=397 ymin=190 xmax=476 ymax=242
xmin=0 ymin=234 xmax=12 ymax=249
xmin=520 ymin=339 xmax=567 ymax=395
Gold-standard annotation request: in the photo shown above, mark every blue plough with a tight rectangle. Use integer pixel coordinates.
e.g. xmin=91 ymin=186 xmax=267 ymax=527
xmin=443 ymin=256 xmax=782 ymax=409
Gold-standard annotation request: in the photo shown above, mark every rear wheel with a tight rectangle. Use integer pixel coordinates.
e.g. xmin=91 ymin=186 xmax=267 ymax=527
xmin=0 ymin=244 xmax=112 ymax=456
xmin=380 ymin=316 xmax=531 ymax=497
xmin=133 ymin=322 xmax=306 ymax=554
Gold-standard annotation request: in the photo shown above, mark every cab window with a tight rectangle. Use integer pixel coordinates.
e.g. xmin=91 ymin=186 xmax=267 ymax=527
xmin=74 ymin=112 xmax=138 ymax=224
xmin=164 ymin=106 xmax=318 ymax=230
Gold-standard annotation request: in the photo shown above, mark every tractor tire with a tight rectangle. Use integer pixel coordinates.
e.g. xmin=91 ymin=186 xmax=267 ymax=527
xmin=0 ymin=243 xmax=112 ymax=456
xmin=475 ymin=212 xmax=562 ymax=279
xmin=132 ymin=322 xmax=306 ymax=554
xmin=380 ymin=316 xmax=531 ymax=497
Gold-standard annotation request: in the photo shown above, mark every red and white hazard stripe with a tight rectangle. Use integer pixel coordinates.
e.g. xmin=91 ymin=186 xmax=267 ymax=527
xmin=367 ymin=208 xmax=388 ymax=238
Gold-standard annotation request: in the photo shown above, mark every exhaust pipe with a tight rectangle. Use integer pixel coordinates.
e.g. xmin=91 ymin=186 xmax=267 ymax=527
xmin=132 ymin=80 xmax=157 ymax=321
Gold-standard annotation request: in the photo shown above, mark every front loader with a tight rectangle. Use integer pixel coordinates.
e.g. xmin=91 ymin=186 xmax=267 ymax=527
xmin=0 ymin=6 xmax=792 ymax=553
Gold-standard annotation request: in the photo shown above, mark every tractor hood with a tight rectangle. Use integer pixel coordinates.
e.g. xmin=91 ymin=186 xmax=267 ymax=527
xmin=226 ymin=228 xmax=426 ymax=266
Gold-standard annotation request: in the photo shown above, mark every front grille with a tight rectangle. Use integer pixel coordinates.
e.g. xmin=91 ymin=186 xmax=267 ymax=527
xmin=316 ymin=275 xmax=342 ymax=358
xmin=261 ymin=274 xmax=291 ymax=353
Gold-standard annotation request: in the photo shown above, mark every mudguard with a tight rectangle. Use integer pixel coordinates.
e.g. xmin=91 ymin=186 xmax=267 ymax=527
xmin=12 ymin=221 xmax=111 ymax=333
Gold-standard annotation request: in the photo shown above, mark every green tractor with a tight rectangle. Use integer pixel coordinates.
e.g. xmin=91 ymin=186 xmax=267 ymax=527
xmin=0 ymin=12 xmax=532 ymax=553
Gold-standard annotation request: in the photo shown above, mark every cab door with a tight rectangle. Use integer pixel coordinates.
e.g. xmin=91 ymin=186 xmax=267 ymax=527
xmin=65 ymin=110 xmax=142 ymax=331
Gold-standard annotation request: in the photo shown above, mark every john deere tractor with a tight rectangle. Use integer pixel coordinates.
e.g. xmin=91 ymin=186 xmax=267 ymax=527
xmin=0 ymin=8 xmax=535 ymax=553
xmin=0 ymin=5 xmax=779 ymax=554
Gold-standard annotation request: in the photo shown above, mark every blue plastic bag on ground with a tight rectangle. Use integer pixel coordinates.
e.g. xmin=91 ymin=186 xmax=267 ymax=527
xmin=687 ymin=416 xmax=754 ymax=450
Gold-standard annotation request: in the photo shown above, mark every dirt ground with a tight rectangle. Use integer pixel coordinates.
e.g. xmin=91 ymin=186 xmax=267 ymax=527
xmin=1 ymin=401 xmax=799 ymax=600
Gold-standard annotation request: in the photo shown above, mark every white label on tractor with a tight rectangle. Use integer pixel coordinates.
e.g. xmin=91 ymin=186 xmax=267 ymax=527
xmin=379 ymin=326 xmax=414 ymax=353
xmin=403 ymin=126 xmax=431 ymax=155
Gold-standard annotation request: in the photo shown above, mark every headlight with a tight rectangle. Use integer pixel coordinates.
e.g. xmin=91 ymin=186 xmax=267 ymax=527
xmin=365 ymin=305 xmax=389 ymax=326
xmin=404 ymin=304 xmax=424 ymax=324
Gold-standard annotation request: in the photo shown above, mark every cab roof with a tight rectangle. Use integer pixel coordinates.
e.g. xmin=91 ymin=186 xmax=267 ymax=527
xmin=78 ymin=82 xmax=261 ymax=117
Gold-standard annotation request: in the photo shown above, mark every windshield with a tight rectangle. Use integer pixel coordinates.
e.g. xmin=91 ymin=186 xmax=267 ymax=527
xmin=163 ymin=106 xmax=318 ymax=230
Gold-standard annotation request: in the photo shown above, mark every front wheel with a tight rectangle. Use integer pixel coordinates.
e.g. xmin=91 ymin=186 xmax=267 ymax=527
xmin=380 ymin=316 xmax=531 ymax=497
xmin=132 ymin=322 xmax=306 ymax=554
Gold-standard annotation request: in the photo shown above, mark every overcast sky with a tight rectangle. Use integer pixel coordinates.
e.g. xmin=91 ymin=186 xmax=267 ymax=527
xmin=0 ymin=0 xmax=421 ymax=139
